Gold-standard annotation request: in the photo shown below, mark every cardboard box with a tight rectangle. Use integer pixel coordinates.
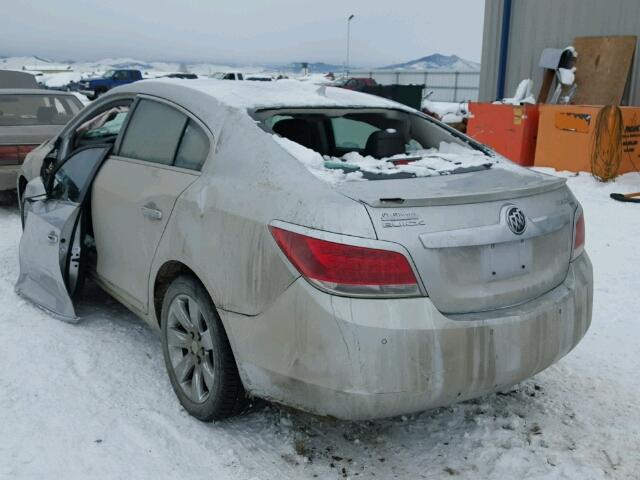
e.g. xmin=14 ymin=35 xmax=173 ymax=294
xmin=534 ymin=105 xmax=640 ymax=174
xmin=467 ymin=103 xmax=540 ymax=166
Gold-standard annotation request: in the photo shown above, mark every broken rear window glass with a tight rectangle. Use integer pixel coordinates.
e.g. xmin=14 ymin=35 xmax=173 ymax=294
xmin=255 ymin=108 xmax=495 ymax=183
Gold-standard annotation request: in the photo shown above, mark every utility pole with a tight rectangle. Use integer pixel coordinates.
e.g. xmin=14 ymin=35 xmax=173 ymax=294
xmin=346 ymin=14 xmax=355 ymax=78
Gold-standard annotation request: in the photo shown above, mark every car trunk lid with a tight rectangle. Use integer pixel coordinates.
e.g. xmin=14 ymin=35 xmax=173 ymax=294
xmin=336 ymin=166 xmax=576 ymax=314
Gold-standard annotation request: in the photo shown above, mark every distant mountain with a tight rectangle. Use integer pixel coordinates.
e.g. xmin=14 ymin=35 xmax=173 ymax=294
xmin=380 ymin=54 xmax=480 ymax=71
xmin=74 ymin=58 xmax=157 ymax=71
xmin=1 ymin=53 xmax=480 ymax=78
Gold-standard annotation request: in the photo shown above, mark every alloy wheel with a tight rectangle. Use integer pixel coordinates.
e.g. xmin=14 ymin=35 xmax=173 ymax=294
xmin=166 ymin=294 xmax=216 ymax=404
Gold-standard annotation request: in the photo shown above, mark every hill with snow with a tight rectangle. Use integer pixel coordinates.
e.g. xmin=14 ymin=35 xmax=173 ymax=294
xmin=381 ymin=54 xmax=480 ymax=71
xmin=2 ymin=53 xmax=481 ymax=77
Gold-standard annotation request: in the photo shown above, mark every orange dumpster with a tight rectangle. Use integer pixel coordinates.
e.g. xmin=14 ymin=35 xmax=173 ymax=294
xmin=534 ymin=105 xmax=640 ymax=174
xmin=467 ymin=102 xmax=540 ymax=166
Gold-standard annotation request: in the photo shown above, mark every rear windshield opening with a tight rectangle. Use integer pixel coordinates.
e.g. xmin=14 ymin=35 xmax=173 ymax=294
xmin=255 ymin=108 xmax=495 ymax=182
xmin=0 ymin=94 xmax=82 ymax=126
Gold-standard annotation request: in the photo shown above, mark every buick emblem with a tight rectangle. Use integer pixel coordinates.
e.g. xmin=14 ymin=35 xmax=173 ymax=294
xmin=506 ymin=206 xmax=526 ymax=235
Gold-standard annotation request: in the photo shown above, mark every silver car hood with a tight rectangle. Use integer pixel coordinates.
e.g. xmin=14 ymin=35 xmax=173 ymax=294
xmin=0 ymin=125 xmax=61 ymax=145
xmin=334 ymin=165 xmax=566 ymax=207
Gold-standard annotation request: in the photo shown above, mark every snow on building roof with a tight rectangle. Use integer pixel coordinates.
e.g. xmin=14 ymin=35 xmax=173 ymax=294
xmin=147 ymin=78 xmax=414 ymax=112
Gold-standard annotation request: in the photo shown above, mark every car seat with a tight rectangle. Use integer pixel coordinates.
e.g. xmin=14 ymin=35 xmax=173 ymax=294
xmin=36 ymin=106 xmax=56 ymax=124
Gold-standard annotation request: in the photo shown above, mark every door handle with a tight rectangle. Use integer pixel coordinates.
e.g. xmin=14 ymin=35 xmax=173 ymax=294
xmin=141 ymin=204 xmax=163 ymax=221
xmin=47 ymin=232 xmax=58 ymax=243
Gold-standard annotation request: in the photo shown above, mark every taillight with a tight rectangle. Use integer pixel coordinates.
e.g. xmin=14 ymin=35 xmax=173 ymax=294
xmin=572 ymin=211 xmax=585 ymax=260
xmin=269 ymin=225 xmax=420 ymax=297
xmin=0 ymin=145 xmax=36 ymax=166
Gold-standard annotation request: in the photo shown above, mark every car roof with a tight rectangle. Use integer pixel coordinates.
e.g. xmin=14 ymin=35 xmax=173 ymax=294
xmin=0 ymin=70 xmax=39 ymax=89
xmin=115 ymin=78 xmax=414 ymax=113
xmin=0 ymin=88 xmax=78 ymax=96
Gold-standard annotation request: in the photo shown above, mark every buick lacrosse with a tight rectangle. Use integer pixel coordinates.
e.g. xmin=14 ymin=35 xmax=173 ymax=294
xmin=17 ymin=80 xmax=592 ymax=420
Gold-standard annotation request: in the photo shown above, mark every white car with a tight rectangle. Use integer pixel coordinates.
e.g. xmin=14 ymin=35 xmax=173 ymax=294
xmin=17 ymin=79 xmax=593 ymax=421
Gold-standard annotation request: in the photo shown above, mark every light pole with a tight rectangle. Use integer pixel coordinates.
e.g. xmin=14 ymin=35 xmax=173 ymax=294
xmin=346 ymin=14 xmax=355 ymax=78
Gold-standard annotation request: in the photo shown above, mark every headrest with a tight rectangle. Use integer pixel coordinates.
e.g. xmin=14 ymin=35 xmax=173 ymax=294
xmin=364 ymin=129 xmax=405 ymax=159
xmin=37 ymin=106 xmax=56 ymax=123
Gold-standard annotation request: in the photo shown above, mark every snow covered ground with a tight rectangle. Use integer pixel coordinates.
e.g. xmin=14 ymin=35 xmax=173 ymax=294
xmin=0 ymin=170 xmax=639 ymax=479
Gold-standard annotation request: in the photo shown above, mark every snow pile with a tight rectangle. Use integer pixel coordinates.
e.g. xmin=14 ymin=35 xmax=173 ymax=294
xmin=500 ymin=79 xmax=536 ymax=105
xmin=271 ymin=134 xmax=363 ymax=183
xmin=272 ymin=135 xmax=494 ymax=184
xmin=37 ymin=72 xmax=84 ymax=89
xmin=1 ymin=170 xmax=640 ymax=479
xmin=558 ymin=67 xmax=576 ymax=86
xmin=422 ymin=99 xmax=469 ymax=123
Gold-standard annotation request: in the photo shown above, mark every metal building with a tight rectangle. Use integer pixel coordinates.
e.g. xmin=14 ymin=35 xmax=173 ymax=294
xmin=479 ymin=0 xmax=640 ymax=105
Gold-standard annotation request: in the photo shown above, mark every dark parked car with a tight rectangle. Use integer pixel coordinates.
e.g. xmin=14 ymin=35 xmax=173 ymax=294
xmin=337 ymin=77 xmax=379 ymax=91
xmin=75 ymin=69 xmax=143 ymax=100
xmin=162 ymin=73 xmax=198 ymax=80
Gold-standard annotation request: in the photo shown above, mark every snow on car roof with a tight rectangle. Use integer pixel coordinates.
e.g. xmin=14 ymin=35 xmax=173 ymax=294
xmin=148 ymin=78 xmax=414 ymax=112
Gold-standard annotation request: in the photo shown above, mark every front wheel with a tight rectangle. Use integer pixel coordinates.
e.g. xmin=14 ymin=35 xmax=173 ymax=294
xmin=91 ymin=88 xmax=106 ymax=100
xmin=161 ymin=275 xmax=247 ymax=421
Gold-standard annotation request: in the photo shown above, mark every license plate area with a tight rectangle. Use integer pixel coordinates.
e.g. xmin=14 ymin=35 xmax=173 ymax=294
xmin=481 ymin=239 xmax=532 ymax=281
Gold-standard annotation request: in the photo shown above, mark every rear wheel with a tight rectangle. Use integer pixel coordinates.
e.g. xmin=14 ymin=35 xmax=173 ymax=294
xmin=19 ymin=178 xmax=27 ymax=228
xmin=161 ymin=275 xmax=247 ymax=421
xmin=92 ymin=88 xmax=107 ymax=100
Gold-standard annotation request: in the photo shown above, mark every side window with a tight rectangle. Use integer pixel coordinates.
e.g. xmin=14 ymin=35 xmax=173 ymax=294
xmin=75 ymin=104 xmax=131 ymax=146
xmin=331 ymin=117 xmax=379 ymax=150
xmin=114 ymin=71 xmax=128 ymax=81
xmin=175 ymin=121 xmax=209 ymax=170
xmin=50 ymin=148 xmax=108 ymax=203
xmin=119 ymin=99 xmax=187 ymax=165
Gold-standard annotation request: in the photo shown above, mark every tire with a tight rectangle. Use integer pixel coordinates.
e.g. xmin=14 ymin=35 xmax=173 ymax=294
xmin=90 ymin=88 xmax=105 ymax=101
xmin=161 ymin=275 xmax=247 ymax=421
xmin=20 ymin=195 xmax=27 ymax=229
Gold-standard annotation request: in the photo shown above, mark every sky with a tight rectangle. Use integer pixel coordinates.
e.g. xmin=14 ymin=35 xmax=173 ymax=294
xmin=1 ymin=0 xmax=486 ymax=67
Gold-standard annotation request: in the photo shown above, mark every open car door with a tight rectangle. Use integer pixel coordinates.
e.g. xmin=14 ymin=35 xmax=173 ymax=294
xmin=16 ymin=145 xmax=112 ymax=322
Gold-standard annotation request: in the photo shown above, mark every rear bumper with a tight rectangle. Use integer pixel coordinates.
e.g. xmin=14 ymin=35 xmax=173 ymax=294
xmin=0 ymin=164 xmax=20 ymax=191
xmin=221 ymin=253 xmax=593 ymax=420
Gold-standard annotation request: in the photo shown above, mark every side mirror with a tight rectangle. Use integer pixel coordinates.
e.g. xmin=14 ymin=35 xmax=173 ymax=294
xmin=23 ymin=176 xmax=47 ymax=201
xmin=39 ymin=137 xmax=61 ymax=190
xmin=41 ymin=158 xmax=57 ymax=195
